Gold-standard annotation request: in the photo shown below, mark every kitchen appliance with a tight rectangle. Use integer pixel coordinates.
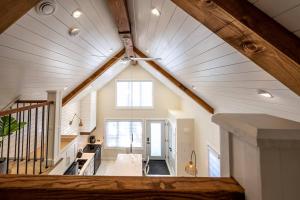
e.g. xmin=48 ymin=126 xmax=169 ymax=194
xmin=89 ymin=135 xmax=96 ymax=143
xmin=64 ymin=161 xmax=78 ymax=175
xmin=83 ymin=144 xmax=101 ymax=175
xmin=76 ymin=148 xmax=83 ymax=158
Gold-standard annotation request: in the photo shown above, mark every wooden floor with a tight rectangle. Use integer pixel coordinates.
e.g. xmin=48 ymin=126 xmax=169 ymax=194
xmin=6 ymin=147 xmax=52 ymax=175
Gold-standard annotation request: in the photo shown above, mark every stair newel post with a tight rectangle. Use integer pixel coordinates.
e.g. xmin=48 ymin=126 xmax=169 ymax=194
xmin=46 ymin=90 xmax=62 ymax=167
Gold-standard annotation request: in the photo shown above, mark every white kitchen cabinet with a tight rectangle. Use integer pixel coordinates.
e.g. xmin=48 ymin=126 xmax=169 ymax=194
xmin=82 ymin=157 xmax=94 ymax=176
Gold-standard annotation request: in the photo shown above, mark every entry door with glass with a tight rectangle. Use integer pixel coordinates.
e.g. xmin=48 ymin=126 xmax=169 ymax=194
xmin=146 ymin=120 xmax=166 ymax=160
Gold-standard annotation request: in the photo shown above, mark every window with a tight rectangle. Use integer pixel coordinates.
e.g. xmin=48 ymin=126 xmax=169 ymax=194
xmin=116 ymin=81 xmax=153 ymax=108
xmin=208 ymin=146 xmax=220 ymax=177
xmin=105 ymin=120 xmax=143 ymax=148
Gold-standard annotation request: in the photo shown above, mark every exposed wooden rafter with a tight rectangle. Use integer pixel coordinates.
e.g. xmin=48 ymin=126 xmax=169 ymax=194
xmin=134 ymin=47 xmax=214 ymax=114
xmin=0 ymin=0 xmax=40 ymax=34
xmin=171 ymin=0 xmax=300 ymax=96
xmin=107 ymin=0 xmax=135 ymax=59
xmin=62 ymin=49 xmax=125 ymax=106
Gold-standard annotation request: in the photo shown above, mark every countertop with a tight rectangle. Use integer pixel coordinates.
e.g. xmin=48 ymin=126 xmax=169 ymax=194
xmin=105 ymin=154 xmax=142 ymax=176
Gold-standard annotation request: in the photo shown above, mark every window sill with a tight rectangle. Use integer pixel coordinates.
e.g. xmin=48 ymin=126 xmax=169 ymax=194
xmin=115 ymin=106 xmax=154 ymax=110
xmin=103 ymin=146 xmax=144 ymax=150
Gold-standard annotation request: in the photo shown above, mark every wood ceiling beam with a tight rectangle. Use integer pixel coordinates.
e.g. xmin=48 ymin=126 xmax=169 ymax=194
xmin=171 ymin=0 xmax=300 ymax=96
xmin=62 ymin=49 xmax=125 ymax=106
xmin=134 ymin=47 xmax=214 ymax=114
xmin=107 ymin=0 xmax=135 ymax=58
xmin=0 ymin=0 xmax=40 ymax=34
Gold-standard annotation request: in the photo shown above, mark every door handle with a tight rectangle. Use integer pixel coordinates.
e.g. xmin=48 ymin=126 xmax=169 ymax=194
xmin=147 ymin=137 xmax=150 ymax=144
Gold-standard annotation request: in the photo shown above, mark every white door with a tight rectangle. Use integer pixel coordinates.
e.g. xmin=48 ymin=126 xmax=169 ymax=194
xmin=146 ymin=120 xmax=165 ymax=160
xmin=166 ymin=121 xmax=176 ymax=174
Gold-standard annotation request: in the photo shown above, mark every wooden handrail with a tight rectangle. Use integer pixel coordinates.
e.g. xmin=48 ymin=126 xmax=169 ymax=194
xmin=16 ymin=100 xmax=48 ymax=104
xmin=0 ymin=101 xmax=53 ymax=116
xmin=0 ymin=176 xmax=244 ymax=199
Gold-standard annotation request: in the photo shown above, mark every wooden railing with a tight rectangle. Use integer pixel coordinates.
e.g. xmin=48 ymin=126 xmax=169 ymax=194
xmin=0 ymin=175 xmax=245 ymax=199
xmin=0 ymin=100 xmax=54 ymax=175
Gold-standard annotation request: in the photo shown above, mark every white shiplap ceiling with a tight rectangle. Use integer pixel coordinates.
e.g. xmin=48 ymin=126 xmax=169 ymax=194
xmin=128 ymin=0 xmax=300 ymax=122
xmin=0 ymin=0 xmax=123 ymax=108
xmin=0 ymin=0 xmax=299 ymax=122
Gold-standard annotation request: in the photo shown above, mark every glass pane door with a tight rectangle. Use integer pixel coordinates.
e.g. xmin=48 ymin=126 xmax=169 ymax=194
xmin=146 ymin=120 xmax=165 ymax=160
xmin=150 ymin=123 xmax=162 ymax=157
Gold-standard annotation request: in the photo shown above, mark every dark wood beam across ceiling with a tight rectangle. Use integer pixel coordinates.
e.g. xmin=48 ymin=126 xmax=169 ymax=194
xmin=134 ymin=47 xmax=214 ymax=114
xmin=171 ymin=0 xmax=300 ymax=96
xmin=107 ymin=0 xmax=135 ymax=58
xmin=0 ymin=0 xmax=40 ymax=34
xmin=62 ymin=49 xmax=125 ymax=106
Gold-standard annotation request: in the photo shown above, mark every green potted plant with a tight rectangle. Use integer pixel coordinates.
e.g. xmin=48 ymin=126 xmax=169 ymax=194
xmin=0 ymin=116 xmax=26 ymax=174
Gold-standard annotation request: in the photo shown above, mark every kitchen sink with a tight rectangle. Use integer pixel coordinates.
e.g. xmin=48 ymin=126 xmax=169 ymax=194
xmin=77 ymin=159 xmax=87 ymax=170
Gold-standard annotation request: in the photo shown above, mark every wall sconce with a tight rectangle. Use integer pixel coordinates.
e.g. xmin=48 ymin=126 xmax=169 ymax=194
xmin=69 ymin=114 xmax=83 ymax=127
xmin=185 ymin=150 xmax=197 ymax=177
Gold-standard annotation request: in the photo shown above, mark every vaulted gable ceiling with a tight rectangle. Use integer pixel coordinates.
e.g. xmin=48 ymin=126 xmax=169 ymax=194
xmin=0 ymin=0 xmax=299 ymax=122
xmin=0 ymin=0 xmax=123 ymax=108
xmin=128 ymin=0 xmax=300 ymax=122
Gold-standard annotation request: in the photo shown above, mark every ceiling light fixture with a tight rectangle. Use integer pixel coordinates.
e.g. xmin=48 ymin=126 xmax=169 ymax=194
xmin=192 ymin=85 xmax=197 ymax=90
xmin=151 ymin=8 xmax=161 ymax=16
xmin=257 ymin=89 xmax=273 ymax=98
xmin=109 ymin=49 xmax=113 ymax=53
xmin=64 ymin=86 xmax=68 ymax=91
xmin=72 ymin=9 xmax=82 ymax=18
xmin=69 ymin=27 xmax=80 ymax=36
xmin=146 ymin=49 xmax=150 ymax=53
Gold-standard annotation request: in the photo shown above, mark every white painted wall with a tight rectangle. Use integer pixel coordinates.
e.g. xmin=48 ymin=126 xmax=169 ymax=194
xmin=80 ymin=91 xmax=97 ymax=133
xmin=96 ymin=64 xmax=181 ymax=159
xmin=61 ymin=101 xmax=80 ymax=135
xmin=179 ymin=97 xmax=220 ymax=177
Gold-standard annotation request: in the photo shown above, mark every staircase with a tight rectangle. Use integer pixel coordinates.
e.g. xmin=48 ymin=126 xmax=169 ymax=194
xmin=0 ymin=100 xmax=54 ymax=175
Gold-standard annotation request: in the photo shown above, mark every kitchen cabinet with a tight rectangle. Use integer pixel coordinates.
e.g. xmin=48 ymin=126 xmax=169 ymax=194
xmin=82 ymin=157 xmax=94 ymax=176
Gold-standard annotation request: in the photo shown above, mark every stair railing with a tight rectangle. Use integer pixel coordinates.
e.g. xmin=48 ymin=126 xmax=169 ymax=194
xmin=0 ymin=100 xmax=54 ymax=175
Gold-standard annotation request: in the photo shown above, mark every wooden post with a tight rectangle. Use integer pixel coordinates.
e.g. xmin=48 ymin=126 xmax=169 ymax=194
xmin=46 ymin=90 xmax=62 ymax=165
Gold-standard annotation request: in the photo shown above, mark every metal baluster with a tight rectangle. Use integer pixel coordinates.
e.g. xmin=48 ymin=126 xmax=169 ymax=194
xmin=33 ymin=107 xmax=38 ymax=174
xmin=14 ymin=103 xmax=18 ymax=161
xmin=39 ymin=106 xmax=45 ymax=174
xmin=25 ymin=108 xmax=31 ymax=174
xmin=1 ymin=122 xmax=3 ymax=158
xmin=6 ymin=114 xmax=12 ymax=174
xmin=21 ymin=103 xmax=25 ymax=161
xmin=16 ymin=110 xmax=21 ymax=174
xmin=27 ymin=104 xmax=31 ymax=161
xmin=45 ymin=105 xmax=50 ymax=168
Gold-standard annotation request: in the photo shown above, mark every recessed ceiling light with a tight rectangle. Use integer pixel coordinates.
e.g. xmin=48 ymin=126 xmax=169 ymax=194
xmin=192 ymin=85 xmax=197 ymax=90
xmin=257 ymin=89 xmax=273 ymax=98
xmin=151 ymin=8 xmax=161 ymax=16
xmin=69 ymin=27 xmax=80 ymax=36
xmin=72 ymin=9 xmax=82 ymax=18
xmin=64 ymin=86 xmax=68 ymax=91
xmin=109 ymin=49 xmax=113 ymax=52
xmin=146 ymin=49 xmax=150 ymax=53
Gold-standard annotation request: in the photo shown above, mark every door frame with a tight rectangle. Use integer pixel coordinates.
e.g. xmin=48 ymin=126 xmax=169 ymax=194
xmin=145 ymin=120 xmax=166 ymax=160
